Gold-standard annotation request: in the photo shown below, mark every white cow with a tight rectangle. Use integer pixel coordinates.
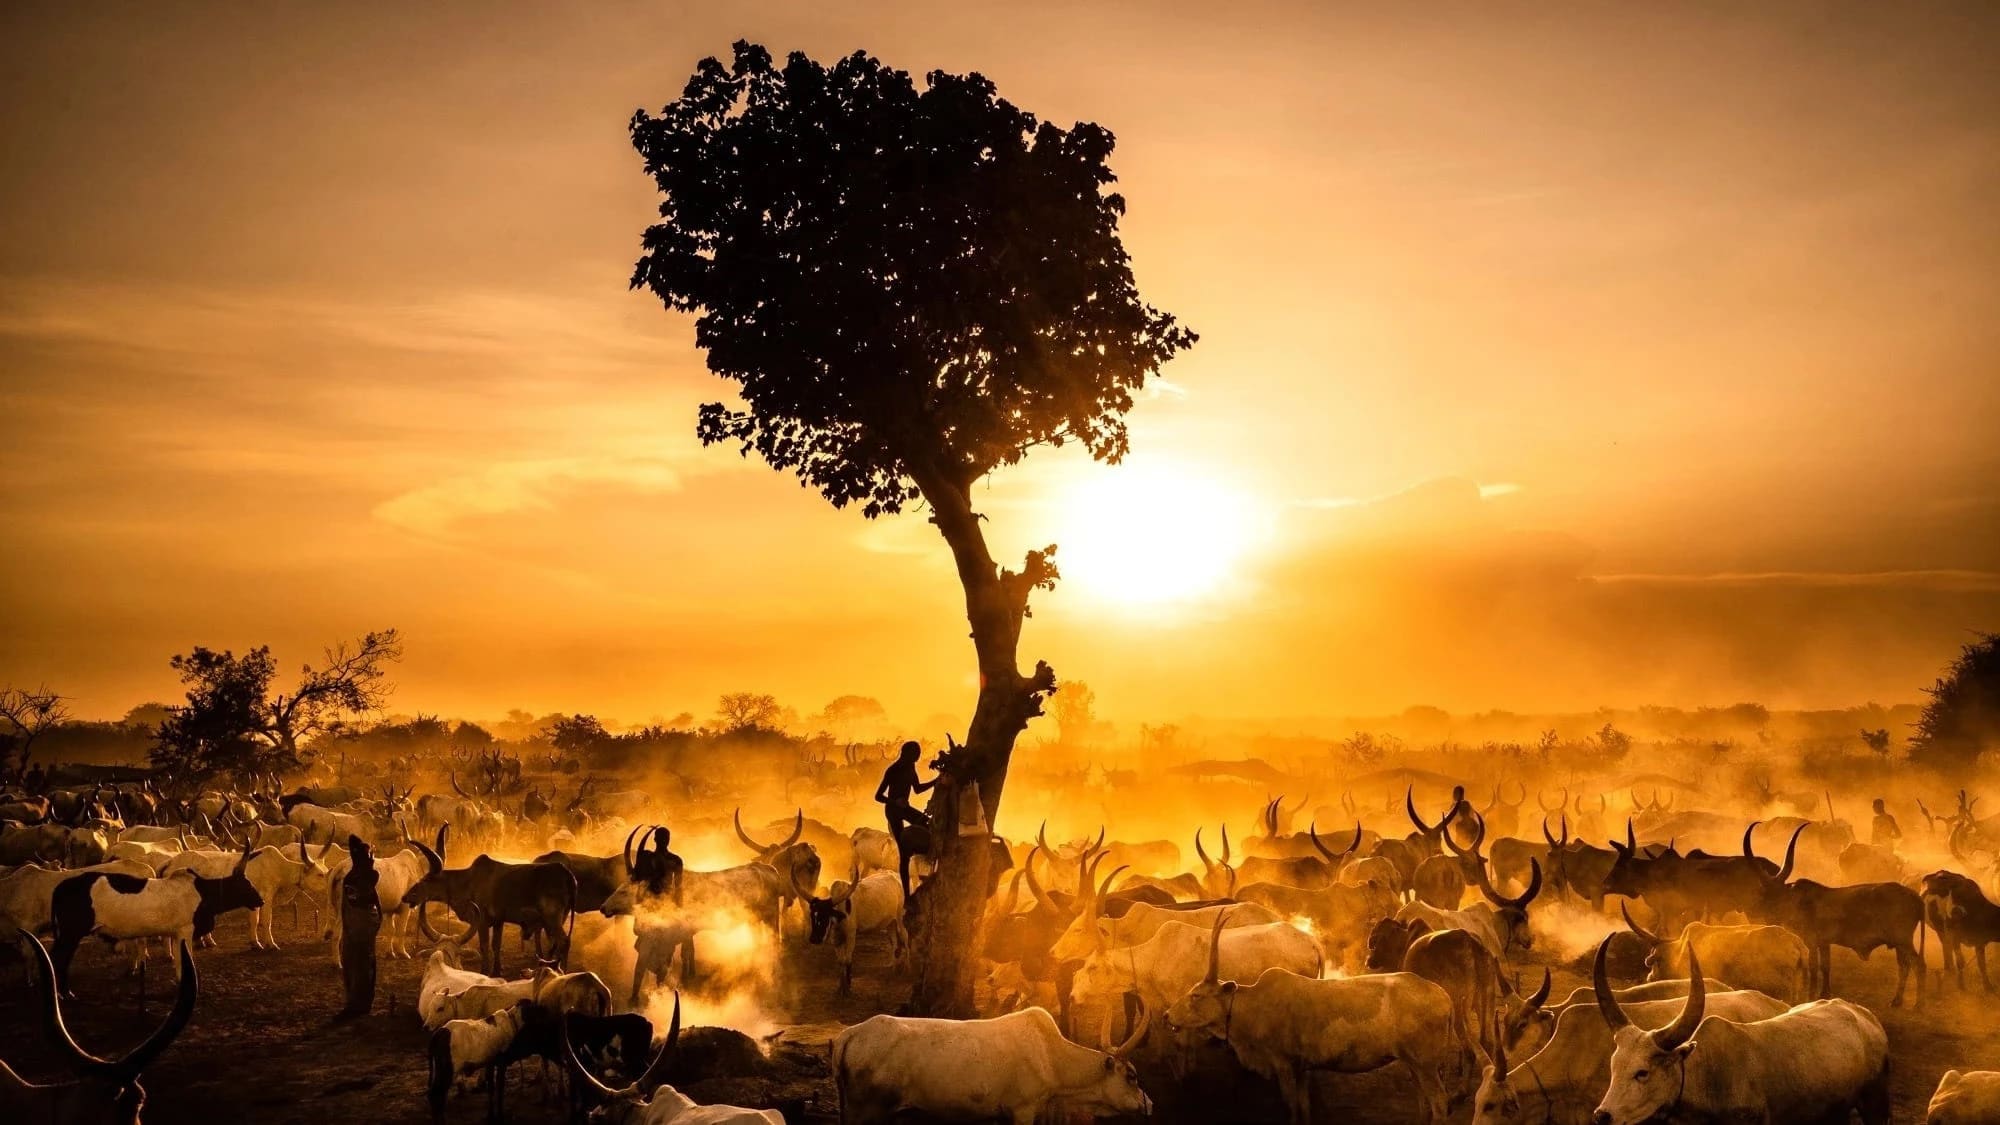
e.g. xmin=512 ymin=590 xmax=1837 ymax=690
xmin=1930 ymin=1070 xmax=2000 ymax=1125
xmin=806 ymin=870 xmax=907 ymax=995
xmin=1591 ymin=942 xmax=1889 ymax=1125
xmin=834 ymin=1007 xmax=1153 ymax=1124
xmin=1071 ymin=918 xmax=1322 ymax=1035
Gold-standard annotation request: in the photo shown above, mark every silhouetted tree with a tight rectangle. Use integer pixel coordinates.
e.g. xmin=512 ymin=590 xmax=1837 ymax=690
xmin=1051 ymin=680 xmax=1098 ymax=747
xmin=715 ymin=692 xmax=784 ymax=735
xmin=0 ymin=685 xmax=68 ymax=780
xmin=1910 ymin=633 xmax=2000 ymax=773
xmin=546 ymin=714 xmax=612 ymax=757
xmin=1860 ymin=728 xmax=1892 ymax=757
xmin=151 ymin=630 xmax=401 ymax=786
xmin=630 ymin=42 xmax=1195 ymax=1014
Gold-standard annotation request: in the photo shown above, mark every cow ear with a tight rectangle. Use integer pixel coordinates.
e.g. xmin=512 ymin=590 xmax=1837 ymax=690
xmin=1221 ymin=981 xmax=1238 ymax=994
xmin=1103 ymin=1056 xmax=1116 ymax=1071
xmin=1674 ymin=1039 xmax=1697 ymax=1059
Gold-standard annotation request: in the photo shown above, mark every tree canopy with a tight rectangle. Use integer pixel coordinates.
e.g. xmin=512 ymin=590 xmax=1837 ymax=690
xmin=630 ymin=41 xmax=1195 ymax=518
xmin=1910 ymin=632 xmax=2000 ymax=772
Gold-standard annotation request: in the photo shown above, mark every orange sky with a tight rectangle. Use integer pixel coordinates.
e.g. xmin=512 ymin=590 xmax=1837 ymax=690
xmin=3 ymin=2 xmax=1997 ymax=727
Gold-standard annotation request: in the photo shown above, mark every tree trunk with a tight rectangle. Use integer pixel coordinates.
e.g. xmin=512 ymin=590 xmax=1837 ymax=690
xmin=906 ymin=470 xmax=1057 ymax=1017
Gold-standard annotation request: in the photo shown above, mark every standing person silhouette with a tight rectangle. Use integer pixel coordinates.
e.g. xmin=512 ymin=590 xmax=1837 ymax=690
xmin=876 ymin=740 xmax=935 ymax=892
xmin=335 ymin=834 xmax=381 ymax=1020
xmin=1871 ymin=798 xmax=1902 ymax=853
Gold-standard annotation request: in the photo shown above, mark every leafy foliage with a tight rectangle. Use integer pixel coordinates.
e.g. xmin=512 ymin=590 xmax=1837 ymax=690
xmin=630 ymin=41 xmax=1195 ymax=517
xmin=0 ymin=685 xmax=69 ymax=778
xmin=150 ymin=630 xmax=402 ymax=786
xmin=715 ymin=692 xmax=784 ymax=734
xmin=1910 ymin=633 xmax=2000 ymax=772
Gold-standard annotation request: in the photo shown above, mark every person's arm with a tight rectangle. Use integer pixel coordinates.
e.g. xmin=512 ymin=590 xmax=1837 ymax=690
xmin=874 ymin=772 xmax=893 ymax=805
xmin=913 ymin=773 xmax=937 ymax=795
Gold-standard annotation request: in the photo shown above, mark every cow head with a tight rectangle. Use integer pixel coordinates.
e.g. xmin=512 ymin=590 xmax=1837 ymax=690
xmin=1079 ymin=1006 xmax=1155 ymax=1119
xmin=1309 ymin=821 xmax=1364 ymax=867
xmin=193 ymin=837 xmax=265 ymax=937
xmin=1471 ymin=1007 xmax=1524 ymax=1125
xmin=807 ymin=864 xmax=863 ymax=945
xmin=563 ymin=991 xmax=683 ymax=1123
xmin=5 ymin=929 xmax=197 ymax=1124
xmin=1475 ymin=856 xmax=1543 ymax=953
xmin=1600 ymin=820 xmax=1647 ymax=899
xmin=1165 ymin=911 xmax=1239 ymax=1042
xmin=400 ymin=823 xmax=455 ymax=933
xmin=1592 ymin=938 xmax=1705 ymax=1125
xmin=1193 ymin=826 xmax=1235 ymax=899
xmin=1405 ymin=786 xmax=1461 ymax=857
xmin=1498 ymin=968 xmax=1554 ymax=1058
xmin=732 ymin=808 xmax=804 ymax=863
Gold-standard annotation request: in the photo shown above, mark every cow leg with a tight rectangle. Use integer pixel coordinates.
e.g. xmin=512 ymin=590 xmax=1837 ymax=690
xmin=1978 ymin=944 xmax=1993 ymax=992
xmin=1273 ymin=1065 xmax=1308 ymax=1125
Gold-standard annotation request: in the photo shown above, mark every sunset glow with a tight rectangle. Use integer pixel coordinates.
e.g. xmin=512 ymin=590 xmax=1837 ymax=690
xmin=1053 ymin=462 xmax=1265 ymax=609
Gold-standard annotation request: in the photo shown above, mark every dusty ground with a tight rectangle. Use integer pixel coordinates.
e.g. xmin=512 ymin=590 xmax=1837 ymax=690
xmin=4 ymin=906 xmax=1999 ymax=1124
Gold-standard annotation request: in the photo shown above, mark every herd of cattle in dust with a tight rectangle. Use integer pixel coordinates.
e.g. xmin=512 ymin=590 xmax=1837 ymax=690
xmin=8 ymin=752 xmax=2000 ymax=1124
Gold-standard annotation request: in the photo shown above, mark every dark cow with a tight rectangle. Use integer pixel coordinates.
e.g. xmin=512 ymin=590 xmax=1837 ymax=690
xmin=404 ymin=829 xmax=578 ymax=975
xmin=1922 ymin=869 xmax=2000 ymax=991
xmin=1747 ymin=822 xmax=1924 ymax=1006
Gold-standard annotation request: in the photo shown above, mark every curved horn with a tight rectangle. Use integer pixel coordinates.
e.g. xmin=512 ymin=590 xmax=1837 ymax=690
xmin=778 ymin=810 xmax=804 ymax=850
xmin=560 ymin=1015 xmax=621 ymax=1099
xmin=1445 ymin=809 xmax=1486 ymax=858
xmin=1203 ymin=908 xmax=1229 ymax=983
xmin=732 ymin=808 xmax=770 ymax=854
xmin=1341 ymin=790 xmax=1358 ymax=815
xmin=1024 ymin=846 xmax=1049 ymax=906
xmin=1526 ymin=967 xmax=1552 ymax=1009
xmin=1219 ymin=823 xmax=1231 ymax=867
xmin=1651 ymin=946 xmax=1704 ymax=1051
xmin=1619 ymin=901 xmax=1660 ymax=945
xmin=21 ymin=928 xmax=198 ymax=1081
xmin=1542 ymin=815 xmax=1561 ymax=849
xmin=1508 ymin=858 xmax=1544 ymax=910
xmin=1741 ymin=820 xmax=1760 ymax=861
xmin=233 ymin=833 xmax=254 ymax=875
xmin=1194 ymin=828 xmax=1213 ymax=873
xmin=1592 ymin=937 xmax=1631 ymax=1030
xmin=1290 ymin=794 xmax=1309 ymax=815
xmin=633 ymin=990 xmax=683 ymax=1094
xmin=1406 ymin=786 xmax=1437 ymax=834
xmin=1112 ymin=999 xmax=1154 ymax=1057
xmin=411 ymin=837 xmax=443 ymax=876
xmin=1537 ymin=787 xmax=1564 ymax=813
xmin=434 ymin=823 xmax=449 ymax=863
xmin=622 ymin=824 xmax=648 ymax=879
xmin=1776 ymin=822 xmax=1805 ymax=883
xmin=450 ymin=772 xmax=468 ymax=798
xmin=1493 ymin=1007 xmax=1510 ymax=1080
xmin=1504 ymin=778 xmax=1527 ymax=806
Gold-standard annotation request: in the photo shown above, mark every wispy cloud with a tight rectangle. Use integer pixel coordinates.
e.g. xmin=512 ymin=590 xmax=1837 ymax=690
xmin=372 ymin=454 xmax=690 ymax=538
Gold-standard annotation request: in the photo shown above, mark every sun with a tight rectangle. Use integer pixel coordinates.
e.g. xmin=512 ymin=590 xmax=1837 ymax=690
xmin=1050 ymin=461 xmax=1264 ymax=609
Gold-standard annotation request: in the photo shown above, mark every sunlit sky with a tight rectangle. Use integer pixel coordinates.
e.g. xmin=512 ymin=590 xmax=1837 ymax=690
xmin=3 ymin=2 xmax=1996 ymax=726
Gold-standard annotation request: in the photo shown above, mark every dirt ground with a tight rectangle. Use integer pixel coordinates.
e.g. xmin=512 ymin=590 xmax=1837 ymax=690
xmin=5 ymin=906 xmax=1999 ymax=1124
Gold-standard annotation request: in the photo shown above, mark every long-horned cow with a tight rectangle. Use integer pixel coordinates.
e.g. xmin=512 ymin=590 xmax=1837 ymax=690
xmin=1590 ymin=940 xmax=1889 ymax=1125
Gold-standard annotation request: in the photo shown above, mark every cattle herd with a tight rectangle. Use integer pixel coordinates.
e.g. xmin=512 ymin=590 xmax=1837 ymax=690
xmin=6 ymin=761 xmax=2000 ymax=1123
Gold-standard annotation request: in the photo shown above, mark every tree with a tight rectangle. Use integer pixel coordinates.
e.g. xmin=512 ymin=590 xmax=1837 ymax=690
xmin=547 ymin=714 xmax=612 ymax=757
xmin=1860 ymin=728 xmax=1892 ymax=757
xmin=630 ymin=43 xmax=1195 ymax=1014
xmin=1051 ymin=680 xmax=1098 ymax=746
xmin=0 ymin=685 xmax=69 ymax=780
xmin=715 ymin=692 xmax=784 ymax=735
xmin=1910 ymin=633 xmax=2000 ymax=773
xmin=151 ymin=630 xmax=402 ymax=787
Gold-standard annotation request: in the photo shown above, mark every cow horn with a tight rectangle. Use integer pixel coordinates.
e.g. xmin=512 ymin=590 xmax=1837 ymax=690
xmin=233 ymin=834 xmax=254 ymax=875
xmin=435 ymin=823 xmax=449 ymax=863
xmin=1341 ymin=790 xmax=1358 ymax=815
xmin=561 ymin=1015 xmax=621 ymax=1099
xmin=1619 ymin=901 xmax=1659 ymax=945
xmin=1504 ymin=779 xmax=1527 ymax=806
xmin=1652 ymin=946 xmax=1704 ymax=1051
xmin=1194 ymin=828 xmax=1214 ymax=873
xmin=1406 ymin=786 xmax=1436 ymax=834
xmin=1290 ymin=794 xmax=1309 ymax=815
xmin=1741 ymin=820 xmax=1760 ymax=860
xmin=1112 ymin=1000 xmax=1153 ymax=1058
xmin=1220 ymin=823 xmax=1232 ymax=867
xmin=1492 ymin=1007 xmax=1509 ymax=1078
xmin=776 ymin=811 xmax=805 ymax=851
xmin=1776 ymin=822 xmax=1805 ymax=884
xmin=1537 ymin=787 xmax=1564 ymax=813
xmin=1542 ymin=816 xmax=1561 ymax=849
xmin=622 ymin=824 xmax=648 ymax=879
xmin=450 ymin=772 xmax=467 ymax=798
xmin=732 ymin=808 xmax=770 ymax=854
xmin=1485 ymin=857 xmax=1541 ymax=911
xmin=1625 ymin=819 xmax=1636 ymax=851
xmin=1306 ymin=822 xmax=1338 ymax=862
xmin=1265 ymin=798 xmax=1280 ymax=837
xmin=633 ymin=990 xmax=683 ymax=1095
xmin=1203 ymin=908 xmax=1229 ymax=983
xmin=1023 ymin=845 xmax=1050 ymax=907
xmin=21 ymin=928 xmax=197 ymax=1081
xmin=1088 ymin=826 xmax=1107 ymax=858
xmin=1526 ymin=967 xmax=1552 ymax=1009
xmin=1592 ymin=938 xmax=1631 ymax=1031
xmin=1446 ymin=810 xmax=1486 ymax=858
xmin=412 ymin=836 xmax=443 ymax=876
